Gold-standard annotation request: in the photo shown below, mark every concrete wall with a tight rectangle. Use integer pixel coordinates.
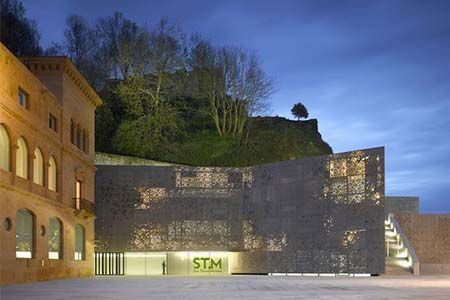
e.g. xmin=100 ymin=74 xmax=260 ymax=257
xmin=95 ymin=152 xmax=178 ymax=166
xmin=385 ymin=196 xmax=419 ymax=217
xmin=95 ymin=147 xmax=385 ymax=274
xmin=396 ymin=213 xmax=450 ymax=274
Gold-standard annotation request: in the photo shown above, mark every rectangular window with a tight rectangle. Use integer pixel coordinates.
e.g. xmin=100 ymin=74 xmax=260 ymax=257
xmin=83 ymin=131 xmax=89 ymax=154
xmin=16 ymin=209 xmax=34 ymax=259
xmin=48 ymin=218 xmax=62 ymax=260
xmin=81 ymin=129 xmax=85 ymax=152
xmin=76 ymin=126 xmax=81 ymax=148
xmin=18 ymin=89 xmax=28 ymax=109
xmin=75 ymin=225 xmax=85 ymax=261
xmin=70 ymin=120 xmax=75 ymax=144
xmin=75 ymin=180 xmax=82 ymax=209
xmin=49 ymin=114 xmax=58 ymax=132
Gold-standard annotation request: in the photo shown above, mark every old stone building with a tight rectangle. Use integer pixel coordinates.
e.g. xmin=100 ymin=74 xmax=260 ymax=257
xmin=0 ymin=42 xmax=101 ymax=285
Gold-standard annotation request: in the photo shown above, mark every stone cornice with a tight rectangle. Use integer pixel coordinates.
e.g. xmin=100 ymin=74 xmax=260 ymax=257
xmin=0 ymin=180 xmax=73 ymax=214
xmin=0 ymin=43 xmax=59 ymax=105
xmin=63 ymin=59 xmax=103 ymax=107
xmin=62 ymin=144 xmax=97 ymax=172
xmin=20 ymin=57 xmax=103 ymax=108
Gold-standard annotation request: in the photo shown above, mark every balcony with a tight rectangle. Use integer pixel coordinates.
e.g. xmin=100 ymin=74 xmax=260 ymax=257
xmin=73 ymin=197 xmax=95 ymax=219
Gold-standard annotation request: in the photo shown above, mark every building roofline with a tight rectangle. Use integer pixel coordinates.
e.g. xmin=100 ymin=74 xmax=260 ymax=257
xmin=20 ymin=56 xmax=103 ymax=107
xmin=0 ymin=43 xmax=60 ymax=105
xmin=96 ymin=146 xmax=385 ymax=168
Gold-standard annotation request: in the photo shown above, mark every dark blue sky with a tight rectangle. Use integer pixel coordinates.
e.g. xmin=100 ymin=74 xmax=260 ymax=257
xmin=22 ymin=0 xmax=450 ymax=213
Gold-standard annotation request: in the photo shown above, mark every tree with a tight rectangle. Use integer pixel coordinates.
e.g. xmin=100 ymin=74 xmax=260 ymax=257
xmin=0 ymin=0 xmax=42 ymax=56
xmin=146 ymin=18 xmax=185 ymax=108
xmin=291 ymin=102 xmax=309 ymax=120
xmin=221 ymin=47 xmax=274 ymax=138
xmin=64 ymin=15 xmax=94 ymax=67
xmin=189 ymin=37 xmax=227 ymax=136
xmin=96 ymin=12 xmax=150 ymax=79
xmin=112 ymin=105 xmax=181 ymax=159
xmin=64 ymin=15 xmax=116 ymax=90
xmin=190 ymin=39 xmax=274 ymax=138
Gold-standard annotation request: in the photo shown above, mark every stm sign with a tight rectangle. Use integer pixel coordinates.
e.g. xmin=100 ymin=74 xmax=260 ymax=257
xmin=193 ymin=257 xmax=223 ymax=272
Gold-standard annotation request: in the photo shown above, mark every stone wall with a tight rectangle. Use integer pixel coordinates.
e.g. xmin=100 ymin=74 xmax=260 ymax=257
xmin=385 ymin=196 xmax=419 ymax=217
xmin=396 ymin=213 xmax=450 ymax=274
xmin=95 ymin=147 xmax=385 ymax=274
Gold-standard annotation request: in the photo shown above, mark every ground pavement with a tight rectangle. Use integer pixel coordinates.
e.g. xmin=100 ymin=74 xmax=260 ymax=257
xmin=2 ymin=275 xmax=450 ymax=300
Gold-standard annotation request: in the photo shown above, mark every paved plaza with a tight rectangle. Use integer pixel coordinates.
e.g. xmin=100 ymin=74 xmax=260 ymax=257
xmin=2 ymin=275 xmax=450 ymax=300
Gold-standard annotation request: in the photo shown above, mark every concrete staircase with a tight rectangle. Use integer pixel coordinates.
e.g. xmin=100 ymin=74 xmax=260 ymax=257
xmin=384 ymin=217 xmax=418 ymax=275
xmin=385 ymin=257 xmax=412 ymax=275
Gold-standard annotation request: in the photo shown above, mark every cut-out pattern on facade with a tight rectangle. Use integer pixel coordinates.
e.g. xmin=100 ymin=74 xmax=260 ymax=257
xmin=95 ymin=147 xmax=385 ymax=274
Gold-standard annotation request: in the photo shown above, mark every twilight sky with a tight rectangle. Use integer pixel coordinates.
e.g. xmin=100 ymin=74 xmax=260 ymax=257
xmin=22 ymin=0 xmax=450 ymax=212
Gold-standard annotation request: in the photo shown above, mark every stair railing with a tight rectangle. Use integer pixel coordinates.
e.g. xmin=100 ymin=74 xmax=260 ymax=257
xmin=388 ymin=213 xmax=420 ymax=275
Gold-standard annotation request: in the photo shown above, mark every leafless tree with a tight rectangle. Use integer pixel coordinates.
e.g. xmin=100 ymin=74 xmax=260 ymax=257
xmin=191 ymin=40 xmax=274 ymax=137
xmin=145 ymin=17 xmax=185 ymax=108
xmin=96 ymin=12 xmax=150 ymax=79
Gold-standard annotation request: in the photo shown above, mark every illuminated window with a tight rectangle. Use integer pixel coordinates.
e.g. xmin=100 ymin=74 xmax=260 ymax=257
xmin=18 ymin=88 xmax=28 ymax=109
xmin=48 ymin=217 xmax=62 ymax=259
xmin=16 ymin=209 xmax=34 ymax=258
xmin=48 ymin=156 xmax=57 ymax=192
xmin=75 ymin=224 xmax=85 ymax=260
xmin=330 ymin=159 xmax=347 ymax=178
xmin=33 ymin=148 xmax=44 ymax=185
xmin=75 ymin=179 xmax=82 ymax=209
xmin=0 ymin=124 xmax=10 ymax=171
xmin=16 ymin=137 xmax=28 ymax=179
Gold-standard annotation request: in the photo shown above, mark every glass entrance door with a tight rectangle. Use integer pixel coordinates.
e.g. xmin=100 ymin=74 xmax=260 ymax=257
xmin=123 ymin=252 xmax=230 ymax=276
xmin=125 ymin=252 xmax=166 ymax=275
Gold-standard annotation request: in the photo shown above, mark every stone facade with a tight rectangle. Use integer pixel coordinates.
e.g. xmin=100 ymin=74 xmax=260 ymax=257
xmin=396 ymin=213 xmax=450 ymax=274
xmin=0 ymin=42 xmax=101 ymax=285
xmin=96 ymin=147 xmax=385 ymax=274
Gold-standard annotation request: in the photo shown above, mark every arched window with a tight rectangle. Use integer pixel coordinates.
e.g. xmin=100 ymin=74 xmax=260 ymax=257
xmin=16 ymin=137 xmax=28 ymax=179
xmin=33 ymin=148 xmax=44 ymax=185
xmin=16 ymin=209 xmax=34 ymax=258
xmin=48 ymin=217 xmax=62 ymax=259
xmin=0 ymin=124 xmax=10 ymax=171
xmin=75 ymin=224 xmax=85 ymax=260
xmin=48 ymin=156 xmax=57 ymax=192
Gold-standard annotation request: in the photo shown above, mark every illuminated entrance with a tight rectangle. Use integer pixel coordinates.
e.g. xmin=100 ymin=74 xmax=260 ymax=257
xmin=116 ymin=252 xmax=229 ymax=276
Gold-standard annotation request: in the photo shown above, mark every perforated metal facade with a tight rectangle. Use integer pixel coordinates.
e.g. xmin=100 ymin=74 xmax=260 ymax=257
xmin=95 ymin=147 xmax=385 ymax=274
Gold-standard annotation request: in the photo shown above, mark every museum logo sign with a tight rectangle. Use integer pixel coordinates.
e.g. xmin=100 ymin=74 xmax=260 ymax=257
xmin=193 ymin=257 xmax=223 ymax=272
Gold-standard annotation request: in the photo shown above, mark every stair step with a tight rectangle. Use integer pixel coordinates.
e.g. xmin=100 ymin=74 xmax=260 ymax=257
xmin=388 ymin=244 xmax=403 ymax=249
xmin=385 ymin=258 xmax=413 ymax=275
xmin=385 ymin=239 xmax=397 ymax=243
xmin=384 ymin=219 xmax=415 ymax=275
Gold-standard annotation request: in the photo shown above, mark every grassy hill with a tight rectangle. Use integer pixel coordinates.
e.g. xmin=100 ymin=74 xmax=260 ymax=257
xmin=108 ymin=116 xmax=332 ymax=167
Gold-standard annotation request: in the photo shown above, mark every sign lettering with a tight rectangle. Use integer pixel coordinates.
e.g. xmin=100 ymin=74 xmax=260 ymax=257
xmin=192 ymin=257 xmax=223 ymax=272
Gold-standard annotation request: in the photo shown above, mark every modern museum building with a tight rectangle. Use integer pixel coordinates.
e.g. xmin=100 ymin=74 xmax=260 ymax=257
xmin=94 ymin=147 xmax=385 ymax=276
